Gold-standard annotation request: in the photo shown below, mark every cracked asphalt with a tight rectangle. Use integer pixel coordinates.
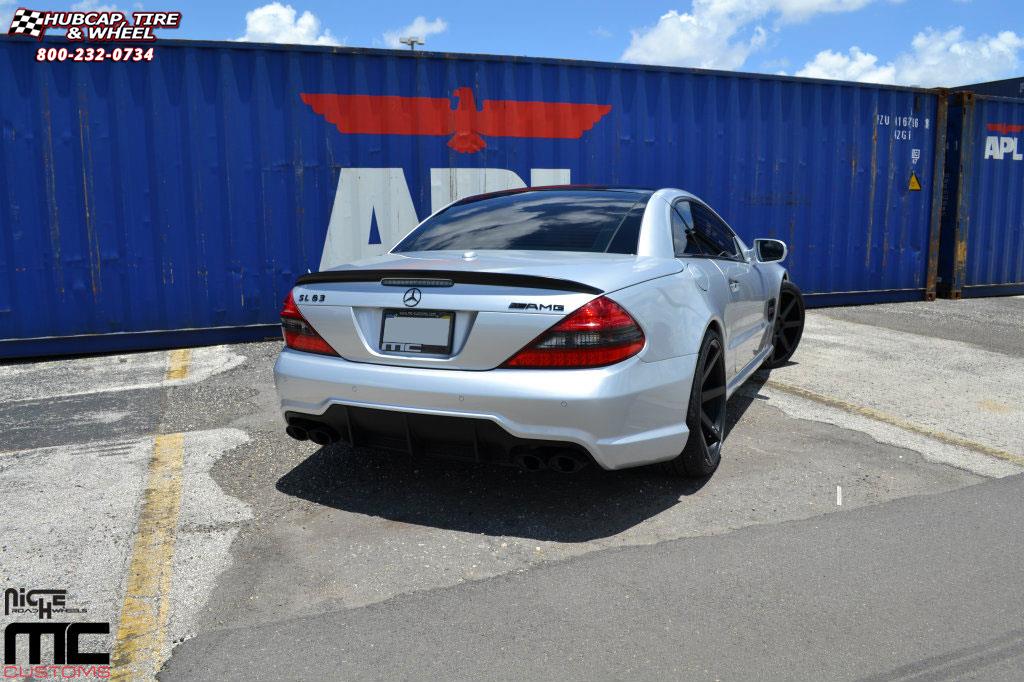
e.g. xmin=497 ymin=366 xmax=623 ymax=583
xmin=1 ymin=297 xmax=1022 ymax=680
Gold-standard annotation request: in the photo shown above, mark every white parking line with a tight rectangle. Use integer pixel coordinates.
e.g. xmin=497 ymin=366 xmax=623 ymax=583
xmin=0 ymin=346 xmax=245 ymax=403
xmin=753 ymin=312 xmax=1024 ymax=478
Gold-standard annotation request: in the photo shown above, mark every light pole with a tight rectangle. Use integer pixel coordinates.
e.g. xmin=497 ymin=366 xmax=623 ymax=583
xmin=399 ymin=36 xmax=424 ymax=51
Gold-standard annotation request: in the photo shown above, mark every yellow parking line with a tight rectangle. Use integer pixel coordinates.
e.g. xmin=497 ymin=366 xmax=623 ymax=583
xmin=164 ymin=348 xmax=192 ymax=381
xmin=110 ymin=433 xmax=185 ymax=681
xmin=110 ymin=347 xmax=192 ymax=680
xmin=767 ymin=379 xmax=1024 ymax=468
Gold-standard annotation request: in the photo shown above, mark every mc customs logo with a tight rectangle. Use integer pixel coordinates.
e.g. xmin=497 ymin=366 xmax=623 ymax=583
xmin=3 ymin=587 xmax=109 ymax=679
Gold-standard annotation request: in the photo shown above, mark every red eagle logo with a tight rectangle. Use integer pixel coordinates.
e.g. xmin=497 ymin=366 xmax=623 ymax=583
xmin=300 ymin=87 xmax=612 ymax=154
xmin=987 ymin=123 xmax=1024 ymax=135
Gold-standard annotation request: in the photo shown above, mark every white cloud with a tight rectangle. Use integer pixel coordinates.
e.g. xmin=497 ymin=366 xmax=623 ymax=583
xmin=383 ymin=16 xmax=447 ymax=49
xmin=621 ymin=6 xmax=766 ymax=70
xmin=796 ymin=46 xmax=896 ymax=83
xmin=796 ymin=27 xmax=1024 ymax=86
xmin=771 ymin=0 xmax=873 ymax=23
xmin=237 ymin=3 xmax=341 ymax=46
xmin=621 ymin=1 xmax=875 ymax=69
xmin=591 ymin=26 xmax=613 ymax=39
xmin=898 ymin=27 xmax=1024 ymax=86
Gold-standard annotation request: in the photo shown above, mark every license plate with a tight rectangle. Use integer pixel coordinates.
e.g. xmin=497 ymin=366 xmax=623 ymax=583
xmin=380 ymin=309 xmax=454 ymax=354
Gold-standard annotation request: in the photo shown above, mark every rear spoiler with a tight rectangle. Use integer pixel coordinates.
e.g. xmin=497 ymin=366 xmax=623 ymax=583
xmin=295 ymin=269 xmax=603 ymax=295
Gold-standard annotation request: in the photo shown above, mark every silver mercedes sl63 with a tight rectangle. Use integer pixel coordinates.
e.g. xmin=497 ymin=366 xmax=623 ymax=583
xmin=273 ymin=187 xmax=804 ymax=477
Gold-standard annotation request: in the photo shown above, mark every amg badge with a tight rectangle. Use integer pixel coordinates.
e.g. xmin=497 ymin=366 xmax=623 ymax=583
xmin=508 ymin=302 xmax=565 ymax=311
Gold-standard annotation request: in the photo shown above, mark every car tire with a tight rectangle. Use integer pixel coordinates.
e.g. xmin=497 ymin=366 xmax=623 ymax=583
xmin=764 ymin=280 xmax=805 ymax=369
xmin=663 ymin=328 xmax=727 ymax=478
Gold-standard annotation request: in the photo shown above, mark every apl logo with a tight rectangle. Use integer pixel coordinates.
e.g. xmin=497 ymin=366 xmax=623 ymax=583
xmin=300 ymin=86 xmax=611 ymax=154
xmin=984 ymin=122 xmax=1024 ymax=161
xmin=303 ymin=86 xmax=612 ymax=269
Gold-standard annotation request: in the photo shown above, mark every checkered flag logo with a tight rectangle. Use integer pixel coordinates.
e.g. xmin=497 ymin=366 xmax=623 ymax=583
xmin=8 ymin=8 xmax=47 ymax=39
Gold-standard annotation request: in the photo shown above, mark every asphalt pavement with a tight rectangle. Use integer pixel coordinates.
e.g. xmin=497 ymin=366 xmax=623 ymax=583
xmin=1 ymin=297 xmax=1022 ymax=681
xmin=161 ymin=473 xmax=1024 ymax=681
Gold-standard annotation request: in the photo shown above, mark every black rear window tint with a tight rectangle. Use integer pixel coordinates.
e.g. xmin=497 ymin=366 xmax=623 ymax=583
xmin=392 ymin=190 xmax=652 ymax=254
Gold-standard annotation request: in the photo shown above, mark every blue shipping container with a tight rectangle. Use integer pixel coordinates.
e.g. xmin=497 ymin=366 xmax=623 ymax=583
xmin=939 ymin=92 xmax=1024 ymax=298
xmin=957 ymin=77 xmax=1024 ymax=99
xmin=0 ymin=38 xmax=945 ymax=358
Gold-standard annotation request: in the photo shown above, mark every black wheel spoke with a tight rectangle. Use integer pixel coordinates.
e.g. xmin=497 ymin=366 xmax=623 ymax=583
xmin=702 ymin=346 xmax=721 ymax=381
xmin=781 ymin=297 xmax=796 ymax=319
xmin=702 ymin=385 xmax=725 ymax=402
xmin=701 ymin=411 xmax=718 ymax=441
xmin=783 ymin=320 xmax=802 ymax=329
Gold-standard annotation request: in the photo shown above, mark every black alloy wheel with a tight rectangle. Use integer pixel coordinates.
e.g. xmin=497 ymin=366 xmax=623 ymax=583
xmin=664 ymin=329 xmax=727 ymax=478
xmin=696 ymin=335 xmax=727 ymax=460
xmin=765 ymin=280 xmax=805 ymax=369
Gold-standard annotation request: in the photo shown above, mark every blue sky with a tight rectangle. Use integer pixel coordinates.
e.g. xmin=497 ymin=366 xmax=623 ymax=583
xmin=6 ymin=1 xmax=1023 ymax=86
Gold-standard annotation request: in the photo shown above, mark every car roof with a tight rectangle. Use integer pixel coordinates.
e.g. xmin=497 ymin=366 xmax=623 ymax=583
xmin=452 ymin=185 xmax=656 ymax=206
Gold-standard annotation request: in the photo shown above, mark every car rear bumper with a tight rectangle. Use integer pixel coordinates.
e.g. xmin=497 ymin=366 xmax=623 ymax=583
xmin=273 ymin=349 xmax=696 ymax=470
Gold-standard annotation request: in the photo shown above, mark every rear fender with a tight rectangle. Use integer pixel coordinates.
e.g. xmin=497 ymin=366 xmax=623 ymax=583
xmin=606 ymin=268 xmax=721 ymax=363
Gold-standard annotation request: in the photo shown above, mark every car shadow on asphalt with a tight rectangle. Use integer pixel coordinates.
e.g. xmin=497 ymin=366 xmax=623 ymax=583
xmin=276 ymin=448 xmax=705 ymax=542
xmin=274 ymin=377 xmax=768 ymax=543
xmin=726 ymin=369 xmax=770 ymax=437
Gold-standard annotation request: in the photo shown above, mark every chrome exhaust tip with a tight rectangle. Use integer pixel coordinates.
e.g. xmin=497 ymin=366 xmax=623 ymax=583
xmin=307 ymin=428 xmax=336 ymax=446
xmin=547 ymin=452 xmax=586 ymax=474
xmin=515 ymin=452 xmax=546 ymax=472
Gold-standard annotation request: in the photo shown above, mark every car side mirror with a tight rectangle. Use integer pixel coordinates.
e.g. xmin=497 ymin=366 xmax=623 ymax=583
xmin=754 ymin=238 xmax=787 ymax=263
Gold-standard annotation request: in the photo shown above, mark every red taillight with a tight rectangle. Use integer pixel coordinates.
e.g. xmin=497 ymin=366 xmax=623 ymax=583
xmin=280 ymin=290 xmax=339 ymax=356
xmin=502 ymin=296 xmax=645 ymax=369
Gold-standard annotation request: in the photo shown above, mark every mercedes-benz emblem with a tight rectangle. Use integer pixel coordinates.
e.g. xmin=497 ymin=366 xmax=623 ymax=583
xmin=403 ymin=288 xmax=422 ymax=307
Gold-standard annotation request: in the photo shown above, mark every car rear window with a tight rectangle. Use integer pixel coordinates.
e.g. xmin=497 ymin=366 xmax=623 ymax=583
xmin=392 ymin=190 xmax=651 ymax=254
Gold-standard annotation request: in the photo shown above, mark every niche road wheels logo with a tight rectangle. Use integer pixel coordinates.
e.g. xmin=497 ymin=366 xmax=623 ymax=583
xmin=4 ymin=589 xmax=85 ymax=620
xmin=3 ymin=587 xmax=109 ymax=679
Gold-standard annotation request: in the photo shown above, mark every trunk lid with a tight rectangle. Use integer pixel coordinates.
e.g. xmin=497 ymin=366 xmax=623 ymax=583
xmin=293 ymin=250 xmax=681 ymax=370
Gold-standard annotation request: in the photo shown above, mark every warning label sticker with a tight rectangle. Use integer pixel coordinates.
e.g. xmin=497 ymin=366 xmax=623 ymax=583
xmin=908 ymin=171 xmax=922 ymax=191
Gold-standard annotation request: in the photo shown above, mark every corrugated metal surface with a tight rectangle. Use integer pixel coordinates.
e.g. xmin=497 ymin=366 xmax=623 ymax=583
xmin=939 ymin=93 xmax=1024 ymax=298
xmin=957 ymin=77 xmax=1024 ymax=99
xmin=0 ymin=37 xmax=944 ymax=358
